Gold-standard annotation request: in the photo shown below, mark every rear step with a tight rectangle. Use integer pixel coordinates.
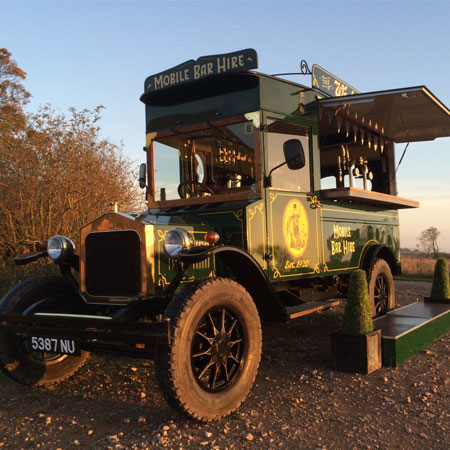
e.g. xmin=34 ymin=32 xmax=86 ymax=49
xmin=286 ymin=300 xmax=341 ymax=320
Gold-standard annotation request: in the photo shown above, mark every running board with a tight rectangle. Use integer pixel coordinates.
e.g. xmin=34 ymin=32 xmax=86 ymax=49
xmin=286 ymin=300 xmax=341 ymax=320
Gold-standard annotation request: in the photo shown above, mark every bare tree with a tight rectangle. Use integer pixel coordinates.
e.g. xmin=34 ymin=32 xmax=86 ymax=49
xmin=417 ymin=226 xmax=440 ymax=258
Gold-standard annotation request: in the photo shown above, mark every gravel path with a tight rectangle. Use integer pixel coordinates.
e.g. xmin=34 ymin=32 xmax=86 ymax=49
xmin=0 ymin=280 xmax=448 ymax=449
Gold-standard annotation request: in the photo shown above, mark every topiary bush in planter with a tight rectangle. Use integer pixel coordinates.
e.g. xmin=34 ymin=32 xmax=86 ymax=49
xmin=343 ymin=270 xmax=374 ymax=335
xmin=429 ymin=258 xmax=450 ymax=301
xmin=332 ymin=269 xmax=381 ymax=374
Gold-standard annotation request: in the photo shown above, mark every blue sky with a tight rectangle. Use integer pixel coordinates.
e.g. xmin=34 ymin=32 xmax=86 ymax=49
xmin=2 ymin=0 xmax=450 ymax=251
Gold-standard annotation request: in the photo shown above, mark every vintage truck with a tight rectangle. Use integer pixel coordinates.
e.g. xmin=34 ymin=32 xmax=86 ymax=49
xmin=1 ymin=49 xmax=450 ymax=421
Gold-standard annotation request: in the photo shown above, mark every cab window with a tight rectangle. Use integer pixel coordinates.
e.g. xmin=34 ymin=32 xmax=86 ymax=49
xmin=266 ymin=120 xmax=310 ymax=192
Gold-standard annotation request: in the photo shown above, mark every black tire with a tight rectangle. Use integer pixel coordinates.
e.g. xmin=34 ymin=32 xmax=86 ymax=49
xmin=368 ymin=259 xmax=395 ymax=317
xmin=156 ymin=278 xmax=262 ymax=422
xmin=0 ymin=276 xmax=89 ymax=386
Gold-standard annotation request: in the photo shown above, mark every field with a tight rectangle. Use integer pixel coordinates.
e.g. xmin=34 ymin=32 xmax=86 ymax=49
xmin=400 ymin=257 xmax=449 ymax=279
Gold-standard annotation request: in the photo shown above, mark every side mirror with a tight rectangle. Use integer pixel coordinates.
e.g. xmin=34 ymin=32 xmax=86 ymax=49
xmin=283 ymin=139 xmax=305 ymax=170
xmin=138 ymin=163 xmax=147 ymax=189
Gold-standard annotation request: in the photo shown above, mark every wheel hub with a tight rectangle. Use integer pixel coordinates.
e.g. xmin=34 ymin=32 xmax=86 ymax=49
xmin=191 ymin=307 xmax=245 ymax=391
xmin=211 ymin=332 xmax=232 ymax=364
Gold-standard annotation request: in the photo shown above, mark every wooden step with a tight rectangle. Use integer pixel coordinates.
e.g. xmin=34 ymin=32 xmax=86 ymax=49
xmin=286 ymin=299 xmax=341 ymax=320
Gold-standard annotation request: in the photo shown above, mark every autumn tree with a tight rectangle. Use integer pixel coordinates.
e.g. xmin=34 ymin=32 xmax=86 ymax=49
xmin=0 ymin=49 xmax=143 ymax=263
xmin=417 ymin=226 xmax=440 ymax=258
xmin=0 ymin=48 xmax=30 ymax=137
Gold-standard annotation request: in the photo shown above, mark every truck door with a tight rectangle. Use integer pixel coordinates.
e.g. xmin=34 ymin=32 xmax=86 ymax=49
xmin=264 ymin=119 xmax=322 ymax=281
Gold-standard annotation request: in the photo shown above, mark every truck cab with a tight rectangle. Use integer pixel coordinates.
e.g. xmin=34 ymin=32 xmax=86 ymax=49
xmin=134 ymin=49 xmax=449 ymax=318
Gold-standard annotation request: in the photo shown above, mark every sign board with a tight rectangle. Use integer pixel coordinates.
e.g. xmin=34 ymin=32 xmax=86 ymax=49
xmin=312 ymin=64 xmax=359 ymax=97
xmin=144 ymin=49 xmax=258 ymax=93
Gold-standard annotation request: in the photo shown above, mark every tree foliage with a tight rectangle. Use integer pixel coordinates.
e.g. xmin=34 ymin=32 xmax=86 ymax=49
xmin=417 ymin=226 xmax=440 ymax=258
xmin=343 ymin=269 xmax=374 ymax=335
xmin=0 ymin=49 xmax=143 ymax=263
xmin=0 ymin=48 xmax=30 ymax=137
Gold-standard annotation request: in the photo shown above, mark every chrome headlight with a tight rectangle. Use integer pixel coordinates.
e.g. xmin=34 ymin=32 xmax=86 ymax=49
xmin=47 ymin=235 xmax=75 ymax=262
xmin=163 ymin=229 xmax=194 ymax=258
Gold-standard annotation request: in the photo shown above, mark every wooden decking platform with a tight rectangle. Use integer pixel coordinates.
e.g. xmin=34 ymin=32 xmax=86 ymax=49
xmin=373 ymin=300 xmax=450 ymax=367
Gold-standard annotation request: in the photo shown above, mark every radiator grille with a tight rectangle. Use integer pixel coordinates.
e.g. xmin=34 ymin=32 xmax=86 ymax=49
xmin=85 ymin=230 xmax=141 ymax=297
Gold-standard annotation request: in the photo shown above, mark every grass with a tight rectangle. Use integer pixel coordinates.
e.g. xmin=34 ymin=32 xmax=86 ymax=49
xmin=394 ymin=275 xmax=433 ymax=282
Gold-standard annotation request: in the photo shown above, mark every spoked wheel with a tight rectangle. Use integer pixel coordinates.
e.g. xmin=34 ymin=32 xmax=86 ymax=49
xmin=191 ymin=306 xmax=244 ymax=392
xmin=156 ymin=278 xmax=261 ymax=422
xmin=368 ymin=259 xmax=395 ymax=317
xmin=373 ymin=274 xmax=389 ymax=315
xmin=0 ymin=276 xmax=89 ymax=386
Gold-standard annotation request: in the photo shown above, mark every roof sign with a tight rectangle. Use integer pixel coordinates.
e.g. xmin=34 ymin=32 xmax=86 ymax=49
xmin=312 ymin=64 xmax=359 ymax=97
xmin=144 ymin=49 xmax=258 ymax=93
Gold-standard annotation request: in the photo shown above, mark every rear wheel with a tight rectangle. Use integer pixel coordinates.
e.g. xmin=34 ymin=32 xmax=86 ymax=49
xmin=156 ymin=278 xmax=262 ymax=422
xmin=0 ymin=276 xmax=89 ymax=386
xmin=368 ymin=259 xmax=395 ymax=317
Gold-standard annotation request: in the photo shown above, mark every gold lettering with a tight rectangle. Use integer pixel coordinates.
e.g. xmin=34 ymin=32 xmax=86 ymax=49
xmin=333 ymin=225 xmax=351 ymax=239
xmin=285 ymin=261 xmax=295 ymax=269
xmin=331 ymin=241 xmax=342 ymax=255
xmin=217 ymin=57 xmax=227 ymax=73
xmin=193 ymin=64 xmax=200 ymax=79
xmin=343 ymin=240 xmax=349 ymax=255
xmin=334 ymin=80 xmax=348 ymax=96
xmin=296 ymin=259 xmax=309 ymax=268
xmin=285 ymin=259 xmax=309 ymax=269
xmin=154 ymin=74 xmax=163 ymax=90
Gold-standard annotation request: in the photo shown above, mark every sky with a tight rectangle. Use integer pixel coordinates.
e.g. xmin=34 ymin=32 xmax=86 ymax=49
xmin=2 ymin=0 xmax=450 ymax=251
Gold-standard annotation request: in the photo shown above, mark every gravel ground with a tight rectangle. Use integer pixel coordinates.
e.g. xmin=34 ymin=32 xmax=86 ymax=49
xmin=0 ymin=280 xmax=449 ymax=449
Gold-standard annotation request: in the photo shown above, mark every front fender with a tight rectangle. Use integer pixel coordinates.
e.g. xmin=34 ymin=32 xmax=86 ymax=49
xmin=179 ymin=246 xmax=288 ymax=322
xmin=14 ymin=251 xmax=48 ymax=266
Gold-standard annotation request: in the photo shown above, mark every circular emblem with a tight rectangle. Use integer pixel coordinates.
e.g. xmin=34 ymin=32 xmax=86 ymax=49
xmin=283 ymin=199 xmax=309 ymax=258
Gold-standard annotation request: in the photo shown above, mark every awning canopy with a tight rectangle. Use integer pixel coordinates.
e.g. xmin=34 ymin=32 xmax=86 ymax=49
xmin=318 ymin=86 xmax=450 ymax=143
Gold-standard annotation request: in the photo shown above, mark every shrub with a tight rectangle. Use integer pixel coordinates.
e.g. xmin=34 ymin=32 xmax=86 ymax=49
xmin=430 ymin=258 xmax=450 ymax=299
xmin=343 ymin=269 xmax=374 ymax=335
xmin=0 ymin=262 xmax=58 ymax=299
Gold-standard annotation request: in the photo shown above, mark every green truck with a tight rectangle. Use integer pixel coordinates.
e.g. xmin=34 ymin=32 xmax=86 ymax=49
xmin=1 ymin=49 xmax=450 ymax=421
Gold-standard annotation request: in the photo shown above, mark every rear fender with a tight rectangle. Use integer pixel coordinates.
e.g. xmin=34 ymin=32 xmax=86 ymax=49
xmin=360 ymin=244 xmax=400 ymax=277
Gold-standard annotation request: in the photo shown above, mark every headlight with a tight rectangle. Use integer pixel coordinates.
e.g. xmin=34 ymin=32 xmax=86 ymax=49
xmin=47 ymin=235 xmax=75 ymax=262
xmin=163 ymin=229 xmax=194 ymax=258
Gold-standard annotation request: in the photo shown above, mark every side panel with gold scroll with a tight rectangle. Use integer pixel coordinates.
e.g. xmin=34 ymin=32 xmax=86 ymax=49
xmin=266 ymin=191 xmax=322 ymax=281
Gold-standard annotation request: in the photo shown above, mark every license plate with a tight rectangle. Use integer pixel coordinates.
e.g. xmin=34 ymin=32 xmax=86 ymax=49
xmin=28 ymin=336 xmax=81 ymax=356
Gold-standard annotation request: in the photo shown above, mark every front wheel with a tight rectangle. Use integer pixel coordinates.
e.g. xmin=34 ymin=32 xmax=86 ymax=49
xmin=368 ymin=259 xmax=395 ymax=317
xmin=156 ymin=278 xmax=262 ymax=422
xmin=0 ymin=276 xmax=89 ymax=386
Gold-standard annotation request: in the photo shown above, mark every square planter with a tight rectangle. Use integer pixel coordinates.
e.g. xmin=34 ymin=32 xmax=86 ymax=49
xmin=331 ymin=329 xmax=381 ymax=374
xmin=424 ymin=297 xmax=450 ymax=304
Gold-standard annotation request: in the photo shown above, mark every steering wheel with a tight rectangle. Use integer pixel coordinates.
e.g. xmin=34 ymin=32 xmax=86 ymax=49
xmin=178 ymin=181 xmax=215 ymax=198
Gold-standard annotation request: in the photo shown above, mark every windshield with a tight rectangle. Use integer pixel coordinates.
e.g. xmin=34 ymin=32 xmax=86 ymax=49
xmin=153 ymin=120 xmax=257 ymax=201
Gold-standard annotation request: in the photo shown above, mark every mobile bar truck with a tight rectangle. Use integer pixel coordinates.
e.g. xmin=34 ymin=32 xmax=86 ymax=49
xmin=1 ymin=49 xmax=450 ymax=421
